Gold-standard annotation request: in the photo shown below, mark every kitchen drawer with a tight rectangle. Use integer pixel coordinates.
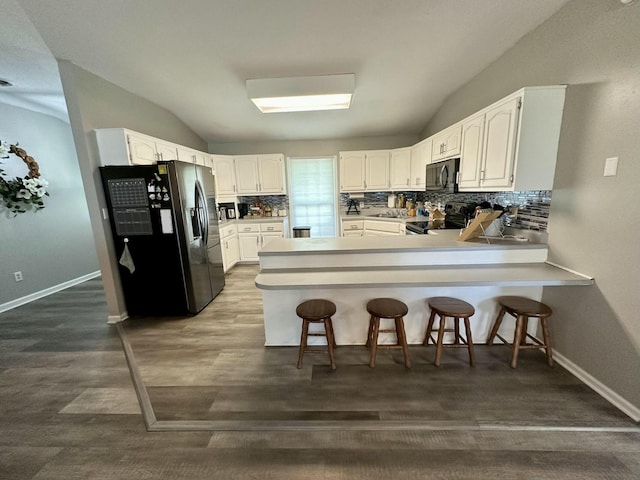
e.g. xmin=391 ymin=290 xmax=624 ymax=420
xmin=364 ymin=219 xmax=404 ymax=234
xmin=237 ymin=223 xmax=261 ymax=233
xmin=260 ymin=222 xmax=284 ymax=233
xmin=220 ymin=224 xmax=237 ymax=238
xmin=342 ymin=220 xmax=364 ymax=230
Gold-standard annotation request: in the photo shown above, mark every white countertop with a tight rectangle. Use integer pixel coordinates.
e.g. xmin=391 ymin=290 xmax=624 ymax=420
xmin=258 ymin=229 xmax=545 ymax=256
xmin=219 ymin=216 xmax=287 ymax=225
xmin=255 ymin=262 xmax=593 ymax=290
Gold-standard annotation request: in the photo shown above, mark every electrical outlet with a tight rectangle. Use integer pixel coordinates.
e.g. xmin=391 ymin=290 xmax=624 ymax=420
xmin=14 ymin=271 xmax=23 ymax=282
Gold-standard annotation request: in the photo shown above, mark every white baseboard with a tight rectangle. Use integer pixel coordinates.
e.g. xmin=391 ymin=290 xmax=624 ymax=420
xmin=553 ymin=350 xmax=640 ymax=422
xmin=0 ymin=271 xmax=101 ymax=314
xmin=107 ymin=312 xmax=129 ymax=324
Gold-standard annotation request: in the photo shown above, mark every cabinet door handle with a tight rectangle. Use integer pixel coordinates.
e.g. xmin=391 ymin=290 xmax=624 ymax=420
xmin=406 ymin=178 xmax=410 ymax=186
xmin=256 ymin=183 xmax=259 ymax=191
xmin=480 ymin=170 xmax=485 ymax=182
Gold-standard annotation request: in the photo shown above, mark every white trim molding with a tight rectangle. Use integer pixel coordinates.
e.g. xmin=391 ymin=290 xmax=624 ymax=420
xmin=0 ymin=271 xmax=101 ymax=314
xmin=553 ymin=350 xmax=640 ymax=422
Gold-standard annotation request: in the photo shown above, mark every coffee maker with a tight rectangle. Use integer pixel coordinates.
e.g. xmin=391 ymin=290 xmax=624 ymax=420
xmin=237 ymin=203 xmax=249 ymax=218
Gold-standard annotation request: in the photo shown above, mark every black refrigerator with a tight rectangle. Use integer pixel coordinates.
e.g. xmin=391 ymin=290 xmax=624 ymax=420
xmin=100 ymin=161 xmax=225 ymax=316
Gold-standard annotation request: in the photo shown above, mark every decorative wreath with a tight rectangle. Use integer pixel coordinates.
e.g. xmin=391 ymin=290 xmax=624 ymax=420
xmin=0 ymin=141 xmax=49 ymax=215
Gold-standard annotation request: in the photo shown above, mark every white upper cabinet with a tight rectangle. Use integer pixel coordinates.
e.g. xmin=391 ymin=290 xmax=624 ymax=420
xmin=457 ymin=86 xmax=566 ymax=192
xmin=458 ymin=113 xmax=486 ymax=189
xmin=235 ymin=155 xmax=260 ymax=194
xmin=235 ymin=154 xmax=286 ymax=195
xmin=409 ymin=137 xmax=433 ymax=190
xmin=339 ymin=150 xmax=390 ymax=192
xmin=364 ymin=150 xmax=390 ymax=191
xmin=126 ymin=134 xmax=159 ymax=165
xmin=480 ymin=96 xmax=521 ymax=189
xmin=212 ymin=155 xmax=237 ymax=196
xmin=389 ymin=148 xmax=412 ymax=190
xmin=339 ymin=151 xmax=366 ymax=192
xmin=258 ymin=154 xmax=286 ymax=194
xmin=431 ymin=124 xmax=462 ymax=162
xmin=95 ymin=128 xmax=210 ymax=167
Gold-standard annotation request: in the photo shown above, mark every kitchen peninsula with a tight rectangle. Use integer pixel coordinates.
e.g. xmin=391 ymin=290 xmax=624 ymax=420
xmin=256 ymin=231 xmax=593 ymax=346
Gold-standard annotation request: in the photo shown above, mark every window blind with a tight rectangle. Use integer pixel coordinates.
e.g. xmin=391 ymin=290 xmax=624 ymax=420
xmin=287 ymin=157 xmax=337 ymax=238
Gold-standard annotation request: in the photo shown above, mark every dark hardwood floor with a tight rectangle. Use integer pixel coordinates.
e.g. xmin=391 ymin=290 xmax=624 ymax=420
xmin=1 ymin=264 xmax=638 ymax=479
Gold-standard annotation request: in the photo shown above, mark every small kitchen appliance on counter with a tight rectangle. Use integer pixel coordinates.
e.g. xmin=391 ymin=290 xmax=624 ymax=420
xmin=237 ymin=202 xmax=249 ymax=218
xmin=218 ymin=202 xmax=236 ymax=220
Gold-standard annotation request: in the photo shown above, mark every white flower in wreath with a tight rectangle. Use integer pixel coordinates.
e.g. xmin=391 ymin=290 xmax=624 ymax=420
xmin=0 ymin=140 xmax=49 ymax=215
xmin=0 ymin=140 xmax=11 ymax=158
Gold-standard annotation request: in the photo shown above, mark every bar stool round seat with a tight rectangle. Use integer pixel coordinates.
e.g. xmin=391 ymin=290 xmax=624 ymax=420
xmin=296 ymin=299 xmax=337 ymax=370
xmin=423 ymin=297 xmax=476 ymax=367
xmin=366 ymin=298 xmax=411 ymax=368
xmin=486 ymin=296 xmax=553 ymax=368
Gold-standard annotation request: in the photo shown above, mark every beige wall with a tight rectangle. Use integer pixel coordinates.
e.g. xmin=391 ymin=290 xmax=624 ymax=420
xmin=423 ymin=0 xmax=640 ymax=411
xmin=58 ymin=61 xmax=207 ymax=321
xmin=209 ymin=135 xmax=419 ymax=157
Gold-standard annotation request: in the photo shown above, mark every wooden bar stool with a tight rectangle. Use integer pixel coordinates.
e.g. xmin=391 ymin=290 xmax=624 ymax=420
xmin=423 ymin=297 xmax=475 ymax=367
xmin=366 ymin=298 xmax=411 ymax=368
xmin=296 ymin=299 xmax=337 ymax=370
xmin=486 ymin=296 xmax=553 ymax=368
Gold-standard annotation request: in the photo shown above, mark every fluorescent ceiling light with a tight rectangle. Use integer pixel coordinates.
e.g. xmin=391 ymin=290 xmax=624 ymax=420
xmin=247 ymin=74 xmax=354 ymax=113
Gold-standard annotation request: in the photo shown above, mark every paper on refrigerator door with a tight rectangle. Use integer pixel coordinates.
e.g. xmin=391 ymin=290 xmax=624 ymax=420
xmin=160 ymin=209 xmax=174 ymax=234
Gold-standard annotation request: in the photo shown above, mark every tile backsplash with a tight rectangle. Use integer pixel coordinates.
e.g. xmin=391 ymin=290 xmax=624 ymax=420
xmin=340 ymin=190 xmax=552 ymax=232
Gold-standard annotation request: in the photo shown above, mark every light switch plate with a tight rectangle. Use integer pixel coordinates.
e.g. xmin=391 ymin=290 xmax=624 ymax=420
xmin=604 ymin=157 xmax=618 ymax=177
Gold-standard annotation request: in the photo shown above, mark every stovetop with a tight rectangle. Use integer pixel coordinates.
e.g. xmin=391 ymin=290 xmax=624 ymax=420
xmin=406 ymin=202 xmax=477 ymax=234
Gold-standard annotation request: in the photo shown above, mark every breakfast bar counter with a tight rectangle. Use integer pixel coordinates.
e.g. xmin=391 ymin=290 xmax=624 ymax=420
xmin=256 ymin=231 xmax=593 ymax=346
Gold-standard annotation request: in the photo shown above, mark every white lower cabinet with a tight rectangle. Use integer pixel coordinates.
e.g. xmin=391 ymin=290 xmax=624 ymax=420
xmin=341 ymin=219 xmax=364 ymax=237
xmin=238 ymin=223 xmax=261 ymax=261
xmin=220 ymin=223 xmax=239 ymax=272
xmin=364 ymin=219 xmax=405 ymax=236
xmin=238 ymin=221 xmax=286 ymax=261
xmin=341 ymin=218 xmax=404 ymax=236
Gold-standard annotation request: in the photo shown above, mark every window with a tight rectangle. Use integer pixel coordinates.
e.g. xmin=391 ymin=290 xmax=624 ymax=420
xmin=286 ymin=157 xmax=337 ymax=238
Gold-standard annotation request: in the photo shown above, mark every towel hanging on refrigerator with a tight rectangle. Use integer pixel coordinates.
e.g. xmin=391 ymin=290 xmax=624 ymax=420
xmin=119 ymin=239 xmax=136 ymax=274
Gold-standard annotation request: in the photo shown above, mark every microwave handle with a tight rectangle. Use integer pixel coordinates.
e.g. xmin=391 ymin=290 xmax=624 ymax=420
xmin=440 ymin=164 xmax=448 ymax=188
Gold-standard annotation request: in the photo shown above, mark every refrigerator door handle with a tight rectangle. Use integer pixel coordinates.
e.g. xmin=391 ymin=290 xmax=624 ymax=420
xmin=194 ymin=180 xmax=208 ymax=246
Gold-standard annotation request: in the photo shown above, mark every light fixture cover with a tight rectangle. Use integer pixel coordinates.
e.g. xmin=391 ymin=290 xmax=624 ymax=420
xmin=247 ymin=74 xmax=354 ymax=113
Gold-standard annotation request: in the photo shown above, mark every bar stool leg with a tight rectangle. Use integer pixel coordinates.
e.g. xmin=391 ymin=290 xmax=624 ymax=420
xmin=366 ymin=315 xmax=375 ymax=348
xmin=297 ymin=319 xmax=309 ymax=369
xmin=511 ymin=315 xmax=526 ymax=368
xmin=369 ymin=317 xmax=380 ymax=368
xmin=324 ymin=318 xmax=337 ymax=370
xmin=454 ymin=317 xmax=460 ymax=344
xmin=325 ymin=317 xmax=337 ymax=348
xmin=487 ymin=308 xmax=506 ymax=344
xmin=540 ymin=317 xmax=554 ymax=367
xmin=423 ymin=309 xmax=437 ymax=345
xmin=463 ymin=316 xmax=475 ymax=367
xmin=395 ymin=317 xmax=411 ymax=368
xmin=434 ymin=314 xmax=446 ymax=367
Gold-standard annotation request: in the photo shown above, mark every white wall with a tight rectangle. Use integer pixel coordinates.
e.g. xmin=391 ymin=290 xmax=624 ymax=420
xmin=422 ymin=0 xmax=640 ymax=412
xmin=0 ymin=102 xmax=98 ymax=306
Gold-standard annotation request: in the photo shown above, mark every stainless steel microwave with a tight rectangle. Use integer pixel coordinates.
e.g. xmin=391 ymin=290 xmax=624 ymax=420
xmin=425 ymin=157 xmax=460 ymax=193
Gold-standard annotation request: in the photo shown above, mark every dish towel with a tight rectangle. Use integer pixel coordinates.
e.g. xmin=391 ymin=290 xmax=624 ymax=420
xmin=119 ymin=239 xmax=136 ymax=274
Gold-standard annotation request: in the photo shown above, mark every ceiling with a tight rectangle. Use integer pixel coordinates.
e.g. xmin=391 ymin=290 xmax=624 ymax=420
xmin=1 ymin=0 xmax=572 ymax=144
